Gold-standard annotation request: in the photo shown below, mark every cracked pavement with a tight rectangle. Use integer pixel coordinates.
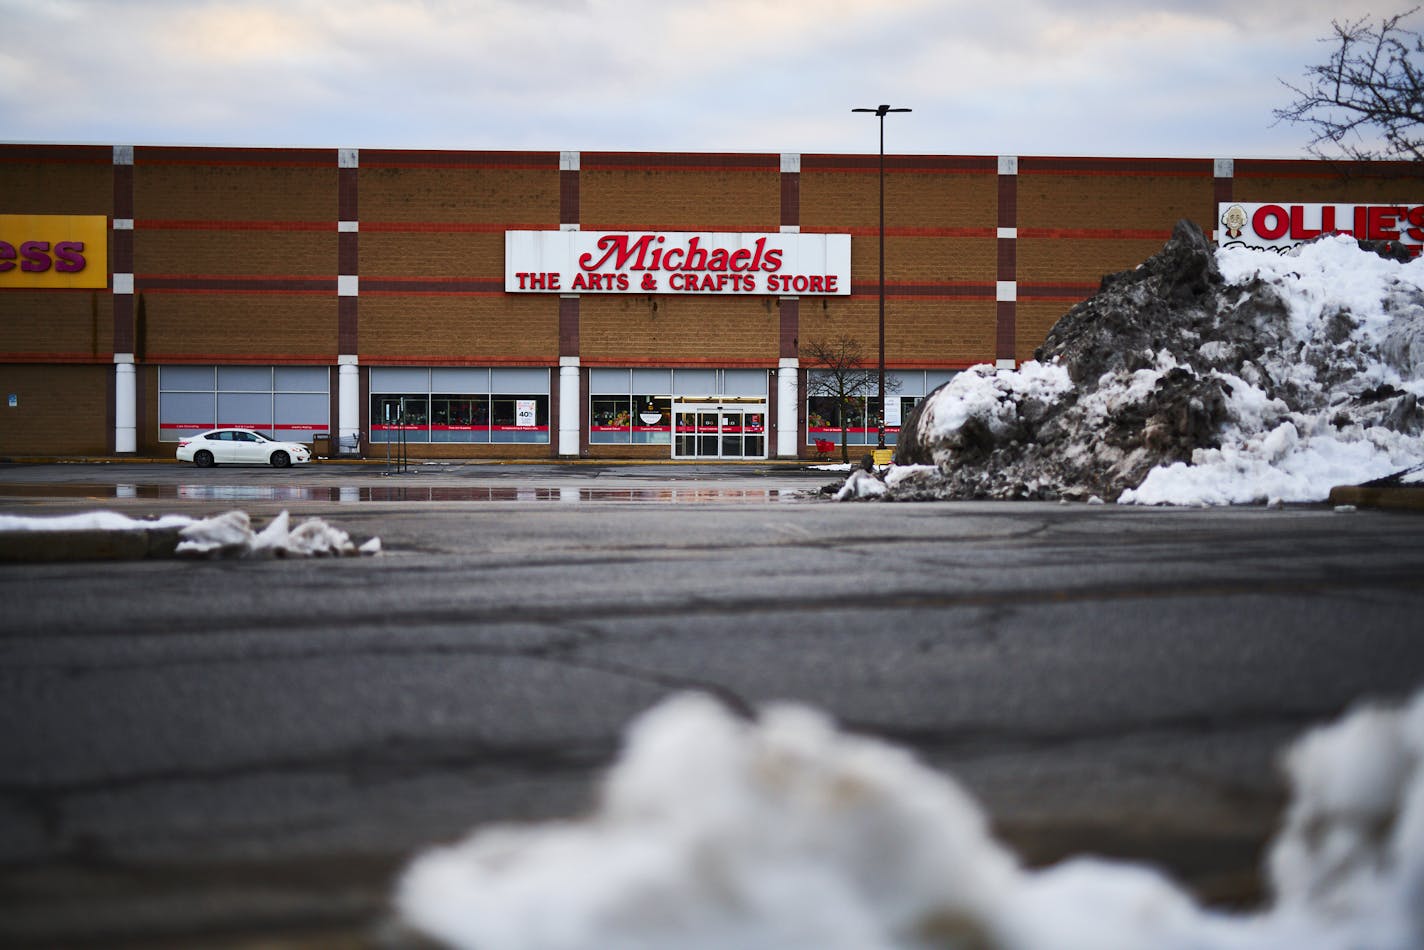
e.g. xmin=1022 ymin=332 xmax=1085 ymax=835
xmin=2 ymin=464 xmax=1423 ymax=947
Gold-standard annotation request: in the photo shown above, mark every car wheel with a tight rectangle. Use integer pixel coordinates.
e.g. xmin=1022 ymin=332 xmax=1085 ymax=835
xmin=195 ymin=450 xmax=215 ymax=468
xmin=270 ymin=450 xmax=291 ymax=468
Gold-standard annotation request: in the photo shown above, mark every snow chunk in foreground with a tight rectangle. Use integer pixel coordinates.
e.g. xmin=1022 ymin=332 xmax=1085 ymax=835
xmin=177 ymin=509 xmax=375 ymax=557
xmin=396 ymin=689 xmax=1424 ymax=950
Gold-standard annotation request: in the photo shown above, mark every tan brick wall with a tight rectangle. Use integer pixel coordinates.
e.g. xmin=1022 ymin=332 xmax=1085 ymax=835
xmin=360 ymin=167 xmax=559 ymax=225
xmin=1233 ymin=162 xmax=1421 ymax=204
xmin=142 ymin=295 xmax=336 ymax=358
xmin=359 ymin=295 xmax=557 ymax=359
xmin=853 ymin=235 xmax=996 ymax=284
xmin=361 ymin=231 xmax=503 ymax=277
xmin=802 ymin=167 xmax=997 ymax=231
xmin=581 ymin=294 xmax=779 ymax=362
xmin=1017 ymin=301 xmax=1074 ymax=363
xmin=0 ymin=160 xmax=112 ymax=215
xmin=1017 ymin=171 xmax=1215 ymax=287
xmin=803 ymin=298 xmax=995 ymax=366
xmin=1018 ymin=236 xmax=1168 ymax=286
xmin=803 ymin=165 xmax=999 ymax=365
xmin=1018 ymin=172 xmax=1213 ymax=232
xmin=134 ymin=164 xmax=336 ymax=222
xmin=581 ymin=169 xmax=779 ymax=230
xmin=0 ymin=363 xmax=111 ymax=454
xmin=136 ymin=230 xmax=337 ymax=276
xmin=0 ymin=291 xmax=114 ymax=357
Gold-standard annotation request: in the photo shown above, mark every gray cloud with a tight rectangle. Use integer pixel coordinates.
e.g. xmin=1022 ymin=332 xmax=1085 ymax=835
xmin=0 ymin=0 xmax=1402 ymax=156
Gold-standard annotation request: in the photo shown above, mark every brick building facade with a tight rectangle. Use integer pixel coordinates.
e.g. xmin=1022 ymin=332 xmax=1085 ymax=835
xmin=0 ymin=144 xmax=1417 ymax=459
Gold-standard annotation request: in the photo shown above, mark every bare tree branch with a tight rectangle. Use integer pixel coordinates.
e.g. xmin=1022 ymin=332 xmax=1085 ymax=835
xmin=1274 ymin=8 xmax=1424 ymax=161
xmin=803 ymin=336 xmax=900 ymax=463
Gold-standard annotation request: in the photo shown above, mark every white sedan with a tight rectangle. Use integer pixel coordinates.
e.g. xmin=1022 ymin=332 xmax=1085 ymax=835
xmin=176 ymin=428 xmax=312 ymax=468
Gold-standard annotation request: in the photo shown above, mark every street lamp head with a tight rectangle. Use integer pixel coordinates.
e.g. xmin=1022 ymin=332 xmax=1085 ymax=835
xmin=852 ymin=105 xmax=912 ymax=117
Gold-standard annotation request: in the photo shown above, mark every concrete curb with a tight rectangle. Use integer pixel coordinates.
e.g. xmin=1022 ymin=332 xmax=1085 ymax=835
xmin=1327 ymin=485 xmax=1424 ymax=512
xmin=0 ymin=526 xmax=184 ymax=563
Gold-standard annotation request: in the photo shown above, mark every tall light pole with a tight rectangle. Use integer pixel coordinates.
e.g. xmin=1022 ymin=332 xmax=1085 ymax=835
xmin=852 ymin=104 xmax=910 ymax=449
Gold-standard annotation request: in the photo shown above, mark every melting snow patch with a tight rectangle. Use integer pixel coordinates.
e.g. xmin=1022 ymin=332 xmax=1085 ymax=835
xmin=177 ymin=510 xmax=374 ymax=558
xmin=0 ymin=509 xmax=378 ymax=558
xmin=396 ymin=689 xmax=1424 ymax=950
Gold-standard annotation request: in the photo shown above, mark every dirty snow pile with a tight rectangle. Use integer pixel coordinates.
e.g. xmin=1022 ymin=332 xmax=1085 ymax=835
xmin=396 ymin=688 xmax=1424 ymax=950
xmin=885 ymin=220 xmax=1424 ymax=505
xmin=173 ymin=509 xmax=379 ymax=557
xmin=0 ymin=509 xmax=380 ymax=557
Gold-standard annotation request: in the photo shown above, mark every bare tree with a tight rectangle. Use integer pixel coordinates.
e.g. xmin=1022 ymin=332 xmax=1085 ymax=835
xmin=1274 ymin=8 xmax=1424 ymax=161
xmin=803 ymin=336 xmax=900 ymax=463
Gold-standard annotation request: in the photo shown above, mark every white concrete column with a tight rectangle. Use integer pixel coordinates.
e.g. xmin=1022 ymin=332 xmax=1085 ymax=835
xmin=338 ymin=356 xmax=360 ymax=454
xmin=777 ymin=357 xmax=799 ymax=458
xmin=114 ymin=354 xmax=136 ymax=453
xmin=559 ymin=357 xmax=581 ymax=457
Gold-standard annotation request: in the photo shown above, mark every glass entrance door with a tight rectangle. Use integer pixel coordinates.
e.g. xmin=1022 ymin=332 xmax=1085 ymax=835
xmin=672 ymin=402 xmax=767 ymax=459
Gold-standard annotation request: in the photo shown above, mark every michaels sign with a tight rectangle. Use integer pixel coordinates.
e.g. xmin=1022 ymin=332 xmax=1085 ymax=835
xmin=506 ymin=230 xmax=851 ymax=295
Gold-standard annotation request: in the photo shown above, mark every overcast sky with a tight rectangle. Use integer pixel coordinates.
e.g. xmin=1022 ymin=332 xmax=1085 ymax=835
xmin=0 ymin=0 xmax=1407 ymax=159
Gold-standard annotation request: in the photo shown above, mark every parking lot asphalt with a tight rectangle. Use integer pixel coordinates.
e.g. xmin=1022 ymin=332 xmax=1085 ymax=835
xmin=2 ymin=462 xmax=1423 ymax=947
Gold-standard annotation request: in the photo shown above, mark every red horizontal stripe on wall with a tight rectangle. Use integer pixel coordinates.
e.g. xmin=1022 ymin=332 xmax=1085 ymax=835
xmin=0 ymin=352 xmax=112 ymax=363
xmin=364 ymin=356 xmax=557 ymax=366
xmin=0 ymin=286 xmax=113 ymax=294
xmin=1019 ymin=282 xmax=1098 ymax=300
xmin=580 ymin=222 xmax=780 ymax=233
xmin=135 ymin=219 xmax=336 ymax=231
xmin=361 ymin=277 xmax=504 ymax=295
xmin=145 ymin=353 xmax=336 ymax=364
xmin=0 ymin=144 xmax=111 ymax=164
xmin=1233 ymin=158 xmax=1420 ymax=180
xmin=801 ymin=154 xmax=998 ymax=174
xmin=581 ymin=356 xmax=774 ymax=367
xmin=818 ymin=225 xmax=996 ymax=239
xmin=1018 ymin=227 xmax=1174 ymax=240
xmin=136 ymin=146 xmax=337 ymax=167
xmin=850 ymin=281 xmax=996 ymax=299
xmin=1018 ymin=156 xmax=1213 ymax=177
xmin=582 ymin=152 xmax=779 ymax=172
xmin=361 ymin=221 xmax=554 ymax=233
xmin=359 ymin=149 xmax=560 ymax=169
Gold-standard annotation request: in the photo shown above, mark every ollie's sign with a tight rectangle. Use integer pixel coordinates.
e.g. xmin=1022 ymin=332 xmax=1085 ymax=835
xmin=1218 ymin=203 xmax=1424 ymax=257
xmin=506 ymin=230 xmax=851 ymax=295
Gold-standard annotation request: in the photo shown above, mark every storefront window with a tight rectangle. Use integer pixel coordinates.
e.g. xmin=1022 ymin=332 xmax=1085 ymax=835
xmin=807 ymin=395 xmax=868 ymax=444
xmin=159 ymin=365 xmax=328 ymax=442
xmin=431 ymin=395 xmax=490 ymax=443
xmin=372 ymin=394 xmax=429 ymax=443
xmin=590 ymin=396 xmax=632 ymax=444
xmin=370 ymin=367 xmax=548 ymax=445
xmin=631 ymin=395 xmax=672 ymax=444
xmin=589 ymin=368 xmax=673 ymax=445
xmin=491 ymin=394 xmax=549 ymax=443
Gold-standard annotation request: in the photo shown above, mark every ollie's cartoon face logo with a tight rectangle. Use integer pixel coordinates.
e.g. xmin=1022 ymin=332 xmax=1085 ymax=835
xmin=1220 ymin=204 xmax=1248 ymax=239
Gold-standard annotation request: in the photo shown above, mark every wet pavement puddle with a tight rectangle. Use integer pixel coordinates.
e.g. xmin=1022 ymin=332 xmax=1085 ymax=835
xmin=0 ymin=483 xmax=809 ymax=503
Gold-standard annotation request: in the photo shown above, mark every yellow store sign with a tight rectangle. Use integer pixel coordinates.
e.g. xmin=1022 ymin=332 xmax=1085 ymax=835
xmin=0 ymin=214 xmax=109 ymax=289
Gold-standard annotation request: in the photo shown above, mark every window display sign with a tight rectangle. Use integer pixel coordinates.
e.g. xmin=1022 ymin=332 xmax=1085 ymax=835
xmin=506 ymin=230 xmax=851 ymax=295
xmin=1218 ymin=203 xmax=1424 ymax=256
xmin=0 ymin=215 xmax=109 ymax=289
xmin=515 ymin=399 xmax=537 ymax=427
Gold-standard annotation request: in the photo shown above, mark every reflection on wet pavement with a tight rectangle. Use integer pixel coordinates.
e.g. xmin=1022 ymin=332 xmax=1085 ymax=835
xmin=0 ymin=483 xmax=806 ymax=503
